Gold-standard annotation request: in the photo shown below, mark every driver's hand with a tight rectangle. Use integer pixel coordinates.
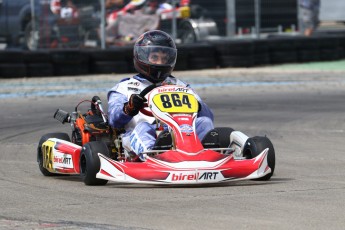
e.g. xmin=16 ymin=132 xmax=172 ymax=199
xmin=123 ymin=94 xmax=147 ymax=116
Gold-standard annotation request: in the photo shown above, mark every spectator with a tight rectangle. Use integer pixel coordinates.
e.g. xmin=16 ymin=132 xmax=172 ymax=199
xmin=299 ymin=0 xmax=320 ymax=36
xmin=50 ymin=0 xmax=78 ymax=19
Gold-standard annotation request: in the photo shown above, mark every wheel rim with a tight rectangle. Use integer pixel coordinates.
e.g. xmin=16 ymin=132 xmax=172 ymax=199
xmin=26 ymin=30 xmax=38 ymax=50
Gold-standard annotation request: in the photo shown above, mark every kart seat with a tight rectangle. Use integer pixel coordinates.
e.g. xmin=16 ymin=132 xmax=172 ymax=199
xmin=201 ymin=127 xmax=234 ymax=148
xmin=152 ymin=127 xmax=234 ymax=150
xmin=202 ymin=129 xmax=221 ymax=148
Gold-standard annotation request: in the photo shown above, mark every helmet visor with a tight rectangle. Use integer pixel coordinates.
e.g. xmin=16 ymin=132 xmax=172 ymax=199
xmin=135 ymin=46 xmax=177 ymax=66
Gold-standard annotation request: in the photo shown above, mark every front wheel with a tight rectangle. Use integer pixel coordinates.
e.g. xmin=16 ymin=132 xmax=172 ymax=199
xmin=244 ymin=136 xmax=275 ymax=181
xmin=80 ymin=141 xmax=110 ymax=186
xmin=37 ymin=132 xmax=71 ymax=176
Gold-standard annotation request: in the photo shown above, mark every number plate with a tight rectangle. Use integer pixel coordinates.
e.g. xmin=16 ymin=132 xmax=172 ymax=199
xmin=152 ymin=92 xmax=198 ymax=113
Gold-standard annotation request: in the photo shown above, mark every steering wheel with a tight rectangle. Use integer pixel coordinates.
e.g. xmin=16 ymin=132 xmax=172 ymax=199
xmin=139 ymin=84 xmax=157 ymax=117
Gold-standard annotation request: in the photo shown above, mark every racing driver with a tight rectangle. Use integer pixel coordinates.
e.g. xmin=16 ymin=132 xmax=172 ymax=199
xmin=107 ymin=30 xmax=214 ymax=161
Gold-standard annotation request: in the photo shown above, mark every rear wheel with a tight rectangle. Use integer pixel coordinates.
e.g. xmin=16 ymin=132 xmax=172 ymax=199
xmin=244 ymin=136 xmax=275 ymax=180
xmin=178 ymin=20 xmax=197 ymax=44
xmin=80 ymin=141 xmax=110 ymax=186
xmin=37 ymin=133 xmax=70 ymax=176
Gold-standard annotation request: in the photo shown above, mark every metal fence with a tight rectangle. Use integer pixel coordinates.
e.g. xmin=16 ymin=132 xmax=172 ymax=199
xmin=29 ymin=0 xmax=101 ymax=50
xmin=28 ymin=0 xmax=302 ymax=50
xmin=196 ymin=0 xmax=298 ymax=37
xmin=30 ymin=0 xmax=206 ymax=50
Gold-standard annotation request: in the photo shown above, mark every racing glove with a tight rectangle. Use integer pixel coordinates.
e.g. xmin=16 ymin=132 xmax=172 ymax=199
xmin=123 ymin=94 xmax=147 ymax=116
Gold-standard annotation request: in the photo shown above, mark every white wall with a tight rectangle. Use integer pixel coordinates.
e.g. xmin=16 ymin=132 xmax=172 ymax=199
xmin=319 ymin=0 xmax=345 ymax=21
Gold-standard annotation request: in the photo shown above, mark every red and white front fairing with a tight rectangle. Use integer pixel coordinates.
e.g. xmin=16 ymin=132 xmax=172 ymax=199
xmin=97 ymin=148 xmax=270 ymax=184
xmin=97 ymin=85 xmax=272 ymax=184
xmin=42 ymin=138 xmax=81 ymax=174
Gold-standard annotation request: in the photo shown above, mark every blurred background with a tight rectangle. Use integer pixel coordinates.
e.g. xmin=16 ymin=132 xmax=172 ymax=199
xmin=0 ymin=0 xmax=344 ymax=50
xmin=0 ymin=0 xmax=344 ymax=78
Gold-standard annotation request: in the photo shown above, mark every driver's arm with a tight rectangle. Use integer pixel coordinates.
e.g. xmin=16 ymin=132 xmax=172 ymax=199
xmin=107 ymin=91 xmax=132 ymax=128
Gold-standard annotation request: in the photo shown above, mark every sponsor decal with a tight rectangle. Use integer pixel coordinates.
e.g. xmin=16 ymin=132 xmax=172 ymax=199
xmin=171 ymin=172 xmax=220 ymax=181
xmin=172 ymin=114 xmax=191 ymax=117
xmin=158 ymin=87 xmax=189 ymax=93
xmin=130 ymin=132 xmax=144 ymax=159
xmin=128 ymin=87 xmax=141 ymax=93
xmin=54 ymin=156 xmax=72 ymax=165
xmin=178 ymin=118 xmax=189 ymax=121
xmin=180 ymin=124 xmax=193 ymax=133
xmin=171 ymin=115 xmax=191 ymax=121
xmin=162 ymin=79 xmax=174 ymax=85
xmin=128 ymin=82 xmax=140 ymax=86
xmin=210 ymin=131 xmax=218 ymax=137
xmin=53 ymin=152 xmax=74 ymax=169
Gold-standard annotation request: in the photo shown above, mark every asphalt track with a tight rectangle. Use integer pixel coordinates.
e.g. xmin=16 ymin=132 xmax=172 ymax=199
xmin=1 ymin=63 xmax=345 ymax=230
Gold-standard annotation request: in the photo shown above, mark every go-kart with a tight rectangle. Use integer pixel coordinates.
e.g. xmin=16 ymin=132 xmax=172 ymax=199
xmin=105 ymin=0 xmax=218 ymax=45
xmin=37 ymin=85 xmax=275 ymax=185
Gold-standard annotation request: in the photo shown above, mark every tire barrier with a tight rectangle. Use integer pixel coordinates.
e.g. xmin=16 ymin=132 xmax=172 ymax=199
xmin=318 ymin=36 xmax=342 ymax=61
xmin=209 ymin=39 xmax=255 ymax=68
xmin=185 ymin=43 xmax=217 ymax=70
xmin=85 ymin=47 xmax=133 ymax=74
xmin=295 ymin=37 xmax=320 ymax=62
xmin=267 ymin=37 xmax=298 ymax=64
xmin=0 ymin=34 xmax=345 ymax=78
xmin=50 ymin=50 xmax=90 ymax=76
xmin=24 ymin=51 xmax=54 ymax=77
xmin=0 ymin=50 xmax=26 ymax=78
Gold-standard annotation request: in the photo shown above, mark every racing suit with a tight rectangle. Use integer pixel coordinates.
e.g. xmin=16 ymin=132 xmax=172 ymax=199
xmin=108 ymin=74 xmax=214 ymax=160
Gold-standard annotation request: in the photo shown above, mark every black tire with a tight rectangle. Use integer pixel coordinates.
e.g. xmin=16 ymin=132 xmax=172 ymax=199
xmin=37 ymin=133 xmax=71 ymax=176
xmin=218 ymin=55 xmax=254 ymax=68
xmin=26 ymin=63 xmax=54 ymax=77
xmin=319 ymin=48 xmax=342 ymax=61
xmin=178 ymin=20 xmax=197 ymax=44
xmin=90 ymin=61 xmax=129 ymax=74
xmin=210 ymin=40 xmax=254 ymax=56
xmin=253 ymin=53 xmax=270 ymax=66
xmin=23 ymin=51 xmax=51 ymax=63
xmin=86 ymin=47 xmax=132 ymax=62
xmin=0 ymin=50 xmax=24 ymax=63
xmin=53 ymin=63 xmax=89 ymax=76
xmin=175 ymin=45 xmax=189 ymax=70
xmin=245 ymin=136 xmax=275 ymax=181
xmin=297 ymin=50 xmax=320 ymax=62
xmin=0 ymin=64 xmax=27 ymax=79
xmin=80 ymin=141 xmax=110 ymax=186
xmin=269 ymin=51 xmax=298 ymax=64
xmin=189 ymin=57 xmax=216 ymax=70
